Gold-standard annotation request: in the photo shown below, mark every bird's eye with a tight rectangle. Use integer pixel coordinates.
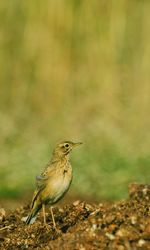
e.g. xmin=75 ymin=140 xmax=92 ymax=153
xmin=65 ymin=143 xmax=69 ymax=148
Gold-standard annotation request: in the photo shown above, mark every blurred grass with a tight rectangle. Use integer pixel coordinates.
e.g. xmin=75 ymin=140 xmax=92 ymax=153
xmin=0 ymin=0 xmax=150 ymax=201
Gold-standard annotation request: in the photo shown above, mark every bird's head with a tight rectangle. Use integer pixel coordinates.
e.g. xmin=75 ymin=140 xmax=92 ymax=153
xmin=53 ymin=141 xmax=82 ymax=158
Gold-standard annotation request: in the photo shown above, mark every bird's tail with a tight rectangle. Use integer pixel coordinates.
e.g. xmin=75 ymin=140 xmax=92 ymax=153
xmin=26 ymin=203 xmax=41 ymax=225
xmin=25 ymin=188 xmax=43 ymax=225
xmin=26 ymin=211 xmax=37 ymax=225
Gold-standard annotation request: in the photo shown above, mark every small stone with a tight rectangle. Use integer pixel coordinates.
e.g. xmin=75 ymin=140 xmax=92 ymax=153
xmin=91 ymin=224 xmax=97 ymax=231
xmin=142 ymin=188 xmax=148 ymax=195
xmin=117 ymin=245 xmax=125 ymax=250
xmin=105 ymin=215 xmax=115 ymax=224
xmin=138 ymin=239 xmax=145 ymax=247
xmin=0 ymin=208 xmax=6 ymax=222
xmin=130 ymin=216 xmax=137 ymax=225
xmin=116 ymin=228 xmax=128 ymax=237
xmin=105 ymin=232 xmax=115 ymax=240
xmin=58 ymin=208 xmax=64 ymax=213
xmin=79 ymin=244 xmax=85 ymax=250
xmin=73 ymin=200 xmax=80 ymax=206
xmin=85 ymin=204 xmax=93 ymax=212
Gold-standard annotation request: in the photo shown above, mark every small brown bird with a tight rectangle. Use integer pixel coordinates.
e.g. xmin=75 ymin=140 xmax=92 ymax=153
xmin=26 ymin=140 xmax=82 ymax=226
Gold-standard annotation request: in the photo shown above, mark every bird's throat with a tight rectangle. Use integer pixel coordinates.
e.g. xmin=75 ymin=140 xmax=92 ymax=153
xmin=51 ymin=151 xmax=69 ymax=163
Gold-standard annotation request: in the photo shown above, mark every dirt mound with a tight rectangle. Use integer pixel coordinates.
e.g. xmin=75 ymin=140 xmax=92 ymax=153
xmin=0 ymin=184 xmax=150 ymax=250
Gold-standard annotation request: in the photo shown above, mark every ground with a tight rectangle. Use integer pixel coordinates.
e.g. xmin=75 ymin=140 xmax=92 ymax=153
xmin=0 ymin=183 xmax=150 ymax=250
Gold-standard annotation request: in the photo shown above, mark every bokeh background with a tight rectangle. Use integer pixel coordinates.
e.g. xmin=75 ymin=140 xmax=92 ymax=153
xmin=1 ymin=1 xmax=150 ymax=205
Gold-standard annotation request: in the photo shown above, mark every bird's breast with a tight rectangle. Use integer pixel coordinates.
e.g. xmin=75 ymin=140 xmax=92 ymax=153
xmin=44 ymin=162 xmax=72 ymax=204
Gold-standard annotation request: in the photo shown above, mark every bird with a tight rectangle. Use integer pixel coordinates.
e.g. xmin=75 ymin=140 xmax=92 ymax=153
xmin=25 ymin=140 xmax=82 ymax=227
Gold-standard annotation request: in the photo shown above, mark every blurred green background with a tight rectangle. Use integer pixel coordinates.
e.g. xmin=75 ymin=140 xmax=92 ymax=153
xmin=0 ymin=0 xmax=150 ymax=202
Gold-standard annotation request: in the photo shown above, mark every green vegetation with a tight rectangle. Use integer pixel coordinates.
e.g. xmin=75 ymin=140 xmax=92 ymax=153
xmin=0 ymin=1 xmax=150 ymax=200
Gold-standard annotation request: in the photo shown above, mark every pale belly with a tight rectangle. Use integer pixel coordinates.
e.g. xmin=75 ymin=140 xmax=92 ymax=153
xmin=43 ymin=166 xmax=72 ymax=204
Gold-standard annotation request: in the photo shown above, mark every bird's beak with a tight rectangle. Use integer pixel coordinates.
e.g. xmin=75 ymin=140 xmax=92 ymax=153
xmin=73 ymin=142 xmax=83 ymax=147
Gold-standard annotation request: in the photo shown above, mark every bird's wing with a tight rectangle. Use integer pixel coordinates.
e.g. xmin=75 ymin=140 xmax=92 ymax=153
xmin=30 ymin=175 xmax=48 ymax=209
xmin=30 ymin=161 xmax=60 ymax=208
xmin=36 ymin=175 xmax=48 ymax=189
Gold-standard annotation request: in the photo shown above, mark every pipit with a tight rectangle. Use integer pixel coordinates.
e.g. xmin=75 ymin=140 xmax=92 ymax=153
xmin=26 ymin=140 xmax=82 ymax=227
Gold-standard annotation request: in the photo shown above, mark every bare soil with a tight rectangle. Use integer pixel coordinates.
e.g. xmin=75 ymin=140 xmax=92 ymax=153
xmin=0 ymin=183 xmax=150 ymax=250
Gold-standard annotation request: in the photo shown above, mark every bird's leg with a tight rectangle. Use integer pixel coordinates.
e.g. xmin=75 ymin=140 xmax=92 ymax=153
xmin=50 ymin=207 xmax=56 ymax=229
xmin=42 ymin=204 xmax=46 ymax=224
